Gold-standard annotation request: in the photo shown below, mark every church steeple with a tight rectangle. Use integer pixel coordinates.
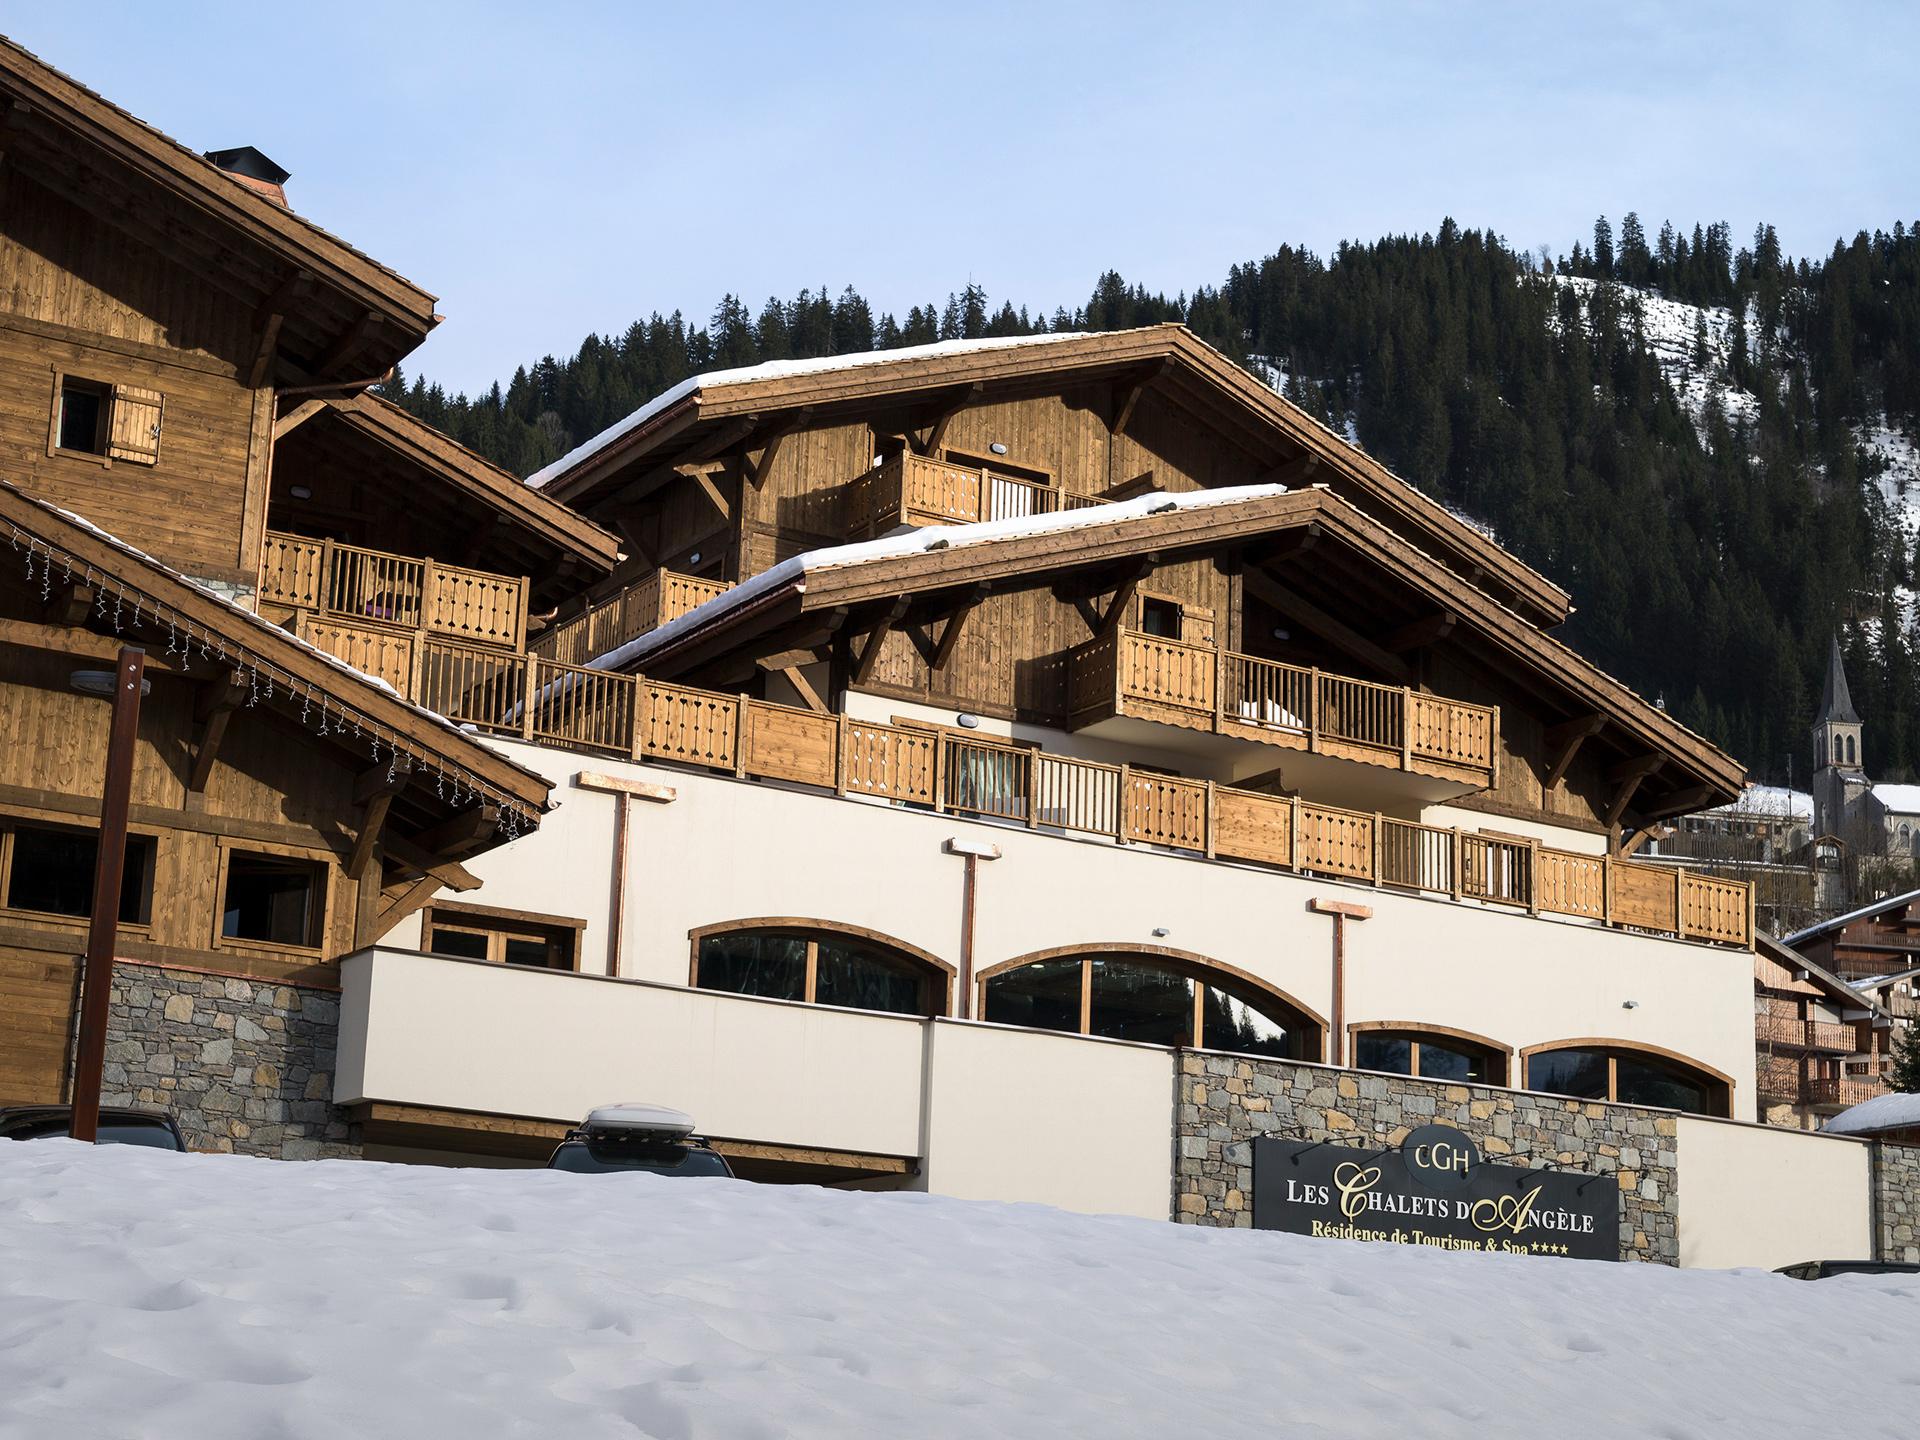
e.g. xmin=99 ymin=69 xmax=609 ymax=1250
xmin=1817 ymin=634 xmax=1860 ymax=727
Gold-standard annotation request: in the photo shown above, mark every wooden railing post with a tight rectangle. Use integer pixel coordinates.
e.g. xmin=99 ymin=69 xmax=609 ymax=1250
xmin=933 ymin=734 xmax=948 ymax=813
xmin=406 ymin=634 xmax=425 ymax=706
xmin=1205 ymin=781 xmax=1217 ymax=859
xmin=319 ymin=537 xmax=337 ymax=615
xmin=1527 ymin=839 xmax=1541 ymax=914
xmin=835 ymin=713 xmax=848 ymax=796
xmin=1214 ymin=647 xmax=1226 ymax=735
xmin=1401 ymin=689 xmax=1415 ymax=770
xmin=1308 ymin=668 xmax=1322 ymax=753
xmin=1289 ymin=795 xmax=1302 ymax=872
xmin=519 ymin=657 xmax=537 ymax=741
xmin=734 ymin=694 xmax=750 ymax=779
xmin=1674 ymin=865 xmax=1687 ymax=940
xmin=631 ymin=681 xmax=649 ymax=761
xmin=1603 ymin=855 xmax=1615 ymax=927
xmin=1371 ymin=813 xmax=1383 ymax=886
xmin=1449 ymin=829 xmax=1463 ymax=901
xmin=1117 ymin=764 xmax=1131 ymax=845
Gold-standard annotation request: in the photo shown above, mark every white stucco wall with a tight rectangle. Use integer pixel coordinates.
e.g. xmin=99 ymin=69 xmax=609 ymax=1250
xmin=454 ymin=740 xmax=1758 ymax=1116
xmin=1675 ymin=1117 xmax=1873 ymax=1270
xmin=918 ymin=1021 xmax=1173 ymax=1220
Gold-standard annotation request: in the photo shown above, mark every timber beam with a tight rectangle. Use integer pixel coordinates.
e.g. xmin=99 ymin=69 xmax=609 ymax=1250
xmin=1543 ymin=713 xmax=1606 ymax=790
xmin=310 ymin=309 xmax=383 ymax=379
xmin=381 ymin=832 xmax=482 ymax=891
xmin=1258 ymin=453 xmax=1322 ymax=489
xmin=1241 ymin=567 xmax=1413 ymax=685
xmin=852 ymin=598 xmax=911 ymax=685
xmin=272 ymin=397 xmax=329 ymax=440
xmin=1108 ymin=359 xmax=1170 ymax=436
xmin=347 ymin=760 xmax=412 ymax=881
xmin=745 ymin=409 xmax=812 ymax=489
xmin=1382 ymin=611 xmax=1457 ymax=654
xmin=1603 ymin=753 xmax=1665 ymax=828
xmin=912 ymin=383 xmax=983 ymax=455
xmin=186 ymin=672 xmax=248 ymax=794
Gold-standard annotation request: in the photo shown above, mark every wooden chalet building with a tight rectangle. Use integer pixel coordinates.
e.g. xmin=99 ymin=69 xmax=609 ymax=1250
xmin=0 ymin=38 xmax=609 ymax=1155
xmin=333 ymin=330 xmax=1772 ymax=1183
xmin=1752 ymin=934 xmax=1891 ymax=1129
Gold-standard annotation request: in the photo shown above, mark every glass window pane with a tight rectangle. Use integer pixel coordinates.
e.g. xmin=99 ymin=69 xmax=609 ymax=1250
xmin=222 ymin=853 xmax=318 ymax=946
xmin=1616 ymin=1055 xmax=1711 ymax=1114
xmin=1203 ymin=988 xmax=1299 ymax=1059
xmin=1414 ymin=1040 xmax=1489 ymax=1084
xmin=696 ymin=933 xmax=806 ymax=1002
xmin=7 ymin=827 xmax=149 ymax=924
xmin=1527 ymin=1047 xmax=1609 ymax=1100
xmin=503 ymin=936 xmax=552 ymax=968
xmin=59 ymin=384 xmax=103 ymax=452
xmin=429 ymin=927 xmax=489 ymax=960
xmin=1088 ymin=959 xmax=1193 ymax=1046
xmin=983 ymin=959 xmax=1082 ymax=1033
xmin=813 ymin=940 xmax=925 ymax=1015
xmin=1356 ymin=1033 xmax=1414 ymax=1075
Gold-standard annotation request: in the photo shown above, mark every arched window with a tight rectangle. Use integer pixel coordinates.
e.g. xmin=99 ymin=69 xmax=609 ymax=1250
xmin=1350 ymin=1024 xmax=1510 ymax=1086
xmin=1846 ymin=735 xmax=1857 ymax=766
xmin=1523 ymin=1041 xmax=1731 ymax=1117
xmin=979 ymin=946 xmax=1323 ymax=1060
xmin=689 ymin=921 xmax=951 ymax=1017
xmin=1834 ymin=735 xmax=1845 ymax=764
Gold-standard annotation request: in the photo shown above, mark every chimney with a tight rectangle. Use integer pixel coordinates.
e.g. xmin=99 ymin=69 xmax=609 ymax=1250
xmin=203 ymin=146 xmax=291 ymax=208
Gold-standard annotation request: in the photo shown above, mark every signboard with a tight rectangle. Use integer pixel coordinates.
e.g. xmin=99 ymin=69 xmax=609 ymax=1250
xmin=1252 ymin=1124 xmax=1619 ymax=1261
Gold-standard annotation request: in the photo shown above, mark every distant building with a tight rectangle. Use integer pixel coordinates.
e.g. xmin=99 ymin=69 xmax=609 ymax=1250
xmin=1810 ymin=636 xmax=1920 ymax=864
xmin=1753 ymin=934 xmax=1893 ymax=1129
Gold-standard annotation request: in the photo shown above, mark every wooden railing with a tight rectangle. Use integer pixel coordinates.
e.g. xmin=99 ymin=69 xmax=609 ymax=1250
xmin=1757 ymin=1015 xmax=1860 ymax=1052
xmin=1756 ymin=1055 xmax=1803 ymax=1100
xmin=1073 ymin=631 xmax=1500 ymax=788
xmin=530 ymin=570 xmax=732 ymax=665
xmin=259 ymin=531 xmax=528 ymax=652
xmin=1806 ymin=1075 xmax=1886 ymax=1109
xmin=846 ymin=452 xmax=1109 ymax=535
xmin=301 ymin=631 xmax=1750 ymax=949
xmin=1887 ymin=993 xmax=1920 ymax=1020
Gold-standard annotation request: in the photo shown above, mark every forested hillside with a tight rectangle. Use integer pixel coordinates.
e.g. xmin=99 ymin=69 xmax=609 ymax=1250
xmin=387 ymin=217 xmax=1920 ymax=788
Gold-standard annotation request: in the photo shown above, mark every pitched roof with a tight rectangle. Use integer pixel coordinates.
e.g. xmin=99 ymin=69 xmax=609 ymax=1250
xmin=0 ymin=480 xmax=550 ymax=837
xmin=1817 ymin=634 xmax=1861 ymax=726
xmin=1824 ymin=1091 xmax=1920 ymax=1137
xmin=0 ymin=38 xmax=438 ymax=378
xmin=604 ymin=482 xmax=1746 ymax=809
xmin=528 ymin=325 xmax=1573 ymax=628
xmin=1755 ymin=934 xmax=1886 ymax=1017
xmin=1784 ymin=888 xmax=1920 ymax=947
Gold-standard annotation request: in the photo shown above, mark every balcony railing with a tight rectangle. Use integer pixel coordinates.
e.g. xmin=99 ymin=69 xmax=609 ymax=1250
xmin=359 ymin=649 xmax=1748 ymax=947
xmin=1805 ymin=1075 xmax=1887 ymax=1109
xmin=1068 ymin=630 xmax=1500 ymax=788
xmin=845 ymin=453 xmax=1109 ymax=536
xmin=529 ymin=570 xmax=732 ymax=666
xmin=1755 ymin=1015 xmax=1860 ymax=1052
xmin=258 ymin=531 xmax=528 ymax=652
xmin=1888 ymin=993 xmax=1920 ymax=1020
xmin=1756 ymin=1055 xmax=1803 ymax=1101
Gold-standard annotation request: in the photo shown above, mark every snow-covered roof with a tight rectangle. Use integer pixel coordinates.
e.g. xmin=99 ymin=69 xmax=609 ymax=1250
xmin=589 ymin=483 xmax=1290 ymax=673
xmin=1706 ymin=785 xmax=1812 ymax=820
xmin=1874 ymin=783 xmax=1920 ymax=816
xmin=525 ymin=331 xmax=1106 ymax=491
xmin=1784 ymin=887 xmax=1920 ymax=946
xmin=1824 ymin=1090 xmax=1920 ymax=1136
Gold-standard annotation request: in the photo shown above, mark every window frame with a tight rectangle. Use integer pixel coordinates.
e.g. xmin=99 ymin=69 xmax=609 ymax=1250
xmin=1348 ymin=1022 xmax=1513 ymax=1086
xmin=687 ymin=918 xmax=953 ymax=1017
xmin=1520 ymin=1038 xmax=1733 ymax=1117
xmin=211 ymin=838 xmax=331 ymax=956
xmin=48 ymin=369 xmax=113 ymax=466
xmin=0 ymin=812 xmax=159 ymax=931
xmin=421 ymin=901 xmax=585 ymax=972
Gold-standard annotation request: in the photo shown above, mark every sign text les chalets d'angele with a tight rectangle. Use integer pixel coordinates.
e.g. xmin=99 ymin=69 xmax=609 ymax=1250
xmin=1251 ymin=1124 xmax=1619 ymax=1261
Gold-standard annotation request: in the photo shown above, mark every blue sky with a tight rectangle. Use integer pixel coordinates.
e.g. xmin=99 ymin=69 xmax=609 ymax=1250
xmin=10 ymin=3 xmax=1916 ymax=393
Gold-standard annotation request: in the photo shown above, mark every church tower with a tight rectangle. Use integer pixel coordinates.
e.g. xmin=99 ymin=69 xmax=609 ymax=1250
xmin=1811 ymin=635 xmax=1868 ymax=840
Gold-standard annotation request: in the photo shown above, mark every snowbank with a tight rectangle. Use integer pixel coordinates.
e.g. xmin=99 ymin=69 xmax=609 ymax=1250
xmin=1 ymin=1144 xmax=1915 ymax=1439
xmin=1825 ymin=1089 xmax=1920 ymax=1136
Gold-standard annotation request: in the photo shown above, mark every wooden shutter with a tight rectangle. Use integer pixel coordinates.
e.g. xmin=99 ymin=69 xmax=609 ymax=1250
xmin=108 ymin=385 xmax=164 ymax=464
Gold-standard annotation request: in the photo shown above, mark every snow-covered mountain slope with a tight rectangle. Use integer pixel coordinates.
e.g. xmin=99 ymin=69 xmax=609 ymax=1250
xmin=3 ymin=1143 xmax=1917 ymax=1440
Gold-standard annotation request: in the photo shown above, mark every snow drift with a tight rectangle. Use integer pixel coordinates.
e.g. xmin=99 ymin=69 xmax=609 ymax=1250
xmin=0 ymin=1143 xmax=1914 ymax=1439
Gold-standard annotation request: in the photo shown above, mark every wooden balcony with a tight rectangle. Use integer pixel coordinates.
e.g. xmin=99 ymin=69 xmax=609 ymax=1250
xmin=845 ymin=452 xmax=1108 ymax=536
xmin=529 ymin=570 xmax=731 ymax=665
xmin=258 ymin=531 xmax=528 ymax=652
xmin=1806 ymin=1075 xmax=1887 ymax=1110
xmin=1756 ymin=1015 xmax=1860 ymax=1052
xmin=379 ymin=651 xmax=1752 ymax=948
xmin=1067 ymin=630 xmax=1499 ymax=790
xmin=1888 ymin=993 xmax=1920 ymax=1020
xmin=1756 ymin=1055 xmax=1803 ymax=1101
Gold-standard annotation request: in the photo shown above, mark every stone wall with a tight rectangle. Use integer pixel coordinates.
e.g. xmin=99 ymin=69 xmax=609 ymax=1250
xmin=1874 ymin=1141 xmax=1920 ymax=1263
xmin=103 ymin=961 xmax=357 ymax=1160
xmin=1176 ymin=1052 xmax=1680 ymax=1264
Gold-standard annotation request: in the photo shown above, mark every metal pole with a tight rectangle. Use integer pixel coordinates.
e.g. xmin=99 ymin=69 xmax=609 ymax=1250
xmin=70 ymin=646 xmax=145 ymax=1144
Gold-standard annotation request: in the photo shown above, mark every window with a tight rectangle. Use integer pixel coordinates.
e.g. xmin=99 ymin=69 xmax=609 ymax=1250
xmin=423 ymin=905 xmax=581 ymax=971
xmin=981 ymin=950 xmax=1320 ymax=1060
xmin=691 ymin=924 xmax=946 ymax=1017
xmin=1139 ymin=596 xmax=1182 ymax=638
xmin=1846 ymin=735 xmax=1857 ymax=766
xmin=1525 ymin=1044 xmax=1729 ymax=1117
xmin=1 ymin=821 xmax=154 ymax=925
xmin=1834 ymin=735 xmax=1844 ymax=764
xmin=1353 ymin=1028 xmax=1507 ymax=1085
xmin=49 ymin=376 xmax=163 ymax=465
xmin=220 ymin=850 xmax=325 ymax=949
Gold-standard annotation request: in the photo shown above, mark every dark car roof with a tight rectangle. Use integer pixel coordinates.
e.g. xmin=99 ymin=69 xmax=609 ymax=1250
xmin=0 ymin=1104 xmax=182 ymax=1139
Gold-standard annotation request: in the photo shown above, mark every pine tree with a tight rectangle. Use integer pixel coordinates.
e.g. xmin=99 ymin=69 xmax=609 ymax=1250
xmin=1892 ymin=1021 xmax=1920 ymax=1093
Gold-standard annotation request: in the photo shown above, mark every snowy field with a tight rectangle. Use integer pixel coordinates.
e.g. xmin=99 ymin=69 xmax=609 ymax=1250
xmin=2 ymin=1144 xmax=1916 ymax=1440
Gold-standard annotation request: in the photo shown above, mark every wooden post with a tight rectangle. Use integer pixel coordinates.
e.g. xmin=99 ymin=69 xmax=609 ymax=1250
xmin=519 ymin=657 xmax=537 ymax=741
xmin=734 ymin=694 xmax=749 ymax=779
xmin=1673 ymin=865 xmax=1687 ymax=940
xmin=1214 ymin=647 xmax=1226 ymax=735
xmin=420 ymin=557 xmax=437 ymax=635
xmin=933 ymin=732 xmax=948 ymax=813
xmin=630 ymin=681 xmax=649 ymax=762
xmin=1371 ymin=812 xmax=1383 ymax=886
xmin=1024 ymin=750 xmax=1038 ymax=829
xmin=319 ymin=537 xmax=336 ymax=613
xmin=1400 ymin=689 xmax=1414 ymax=771
xmin=1289 ymin=795 xmax=1302 ymax=872
xmin=834 ymin=713 xmax=848 ymax=796
xmin=1527 ymin=839 xmax=1541 ymax=915
xmin=1117 ymin=764 xmax=1132 ymax=844
xmin=1603 ymin=855 xmax=1615 ymax=927
xmin=1308 ymin=668 xmax=1322 ymax=753
xmin=1449 ymin=828 xmax=1463 ymax=901
xmin=70 ymin=647 xmax=145 ymax=1144
xmin=406 ymin=634 xmax=425 ymax=706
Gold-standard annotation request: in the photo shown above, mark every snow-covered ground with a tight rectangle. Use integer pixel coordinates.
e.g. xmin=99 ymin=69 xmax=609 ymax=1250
xmin=2 ymin=1145 xmax=1916 ymax=1439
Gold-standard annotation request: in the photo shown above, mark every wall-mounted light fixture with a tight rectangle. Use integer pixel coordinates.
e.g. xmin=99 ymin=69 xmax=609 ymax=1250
xmin=1271 ymin=627 xmax=1291 ymax=642
xmin=957 ymin=713 xmax=981 ymax=729
xmin=989 ymin=442 xmax=1008 ymax=456
xmin=687 ymin=551 xmax=702 ymax=566
xmin=1151 ymin=927 xmax=1170 ymax=938
xmin=289 ymin=485 xmax=313 ymax=500
xmin=1621 ymin=1000 xmax=1640 ymax=1010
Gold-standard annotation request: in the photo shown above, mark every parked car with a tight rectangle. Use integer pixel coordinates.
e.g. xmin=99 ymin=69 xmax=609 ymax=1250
xmin=1775 ymin=1259 xmax=1920 ymax=1280
xmin=545 ymin=1103 xmax=733 ymax=1178
xmin=0 ymin=1105 xmax=187 ymax=1150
